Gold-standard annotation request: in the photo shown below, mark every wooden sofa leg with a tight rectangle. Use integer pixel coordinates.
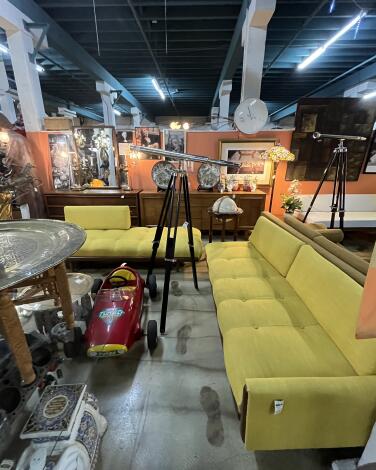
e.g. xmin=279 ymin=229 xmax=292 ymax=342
xmin=240 ymin=386 xmax=248 ymax=442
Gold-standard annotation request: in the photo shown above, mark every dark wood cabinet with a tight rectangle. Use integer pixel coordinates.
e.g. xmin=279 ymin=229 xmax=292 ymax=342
xmin=44 ymin=190 xmax=141 ymax=226
xmin=139 ymin=190 xmax=266 ymax=233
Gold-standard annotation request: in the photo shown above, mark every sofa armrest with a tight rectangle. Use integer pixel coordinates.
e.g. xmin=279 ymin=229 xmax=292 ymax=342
xmin=241 ymin=376 xmax=376 ymax=451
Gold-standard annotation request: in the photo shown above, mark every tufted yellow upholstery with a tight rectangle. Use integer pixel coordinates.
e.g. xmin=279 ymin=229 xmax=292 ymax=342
xmin=206 ymin=213 xmax=374 ymax=451
xmin=64 ymin=206 xmax=203 ymax=260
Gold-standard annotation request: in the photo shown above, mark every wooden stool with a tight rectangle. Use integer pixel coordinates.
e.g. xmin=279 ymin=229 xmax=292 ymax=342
xmin=208 ymin=208 xmax=243 ymax=242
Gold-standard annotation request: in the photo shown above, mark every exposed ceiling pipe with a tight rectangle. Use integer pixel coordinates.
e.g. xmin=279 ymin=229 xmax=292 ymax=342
xmin=125 ymin=0 xmax=179 ymax=115
xmin=270 ymin=51 xmax=376 ymax=120
xmin=262 ymin=0 xmax=328 ymax=77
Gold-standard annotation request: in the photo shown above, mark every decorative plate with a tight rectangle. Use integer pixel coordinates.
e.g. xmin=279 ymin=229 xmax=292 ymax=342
xmin=151 ymin=161 xmax=175 ymax=190
xmin=197 ymin=163 xmax=220 ymax=189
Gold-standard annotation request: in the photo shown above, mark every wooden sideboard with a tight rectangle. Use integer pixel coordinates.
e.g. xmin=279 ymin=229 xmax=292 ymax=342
xmin=139 ymin=190 xmax=266 ymax=232
xmin=44 ymin=190 xmax=141 ymax=226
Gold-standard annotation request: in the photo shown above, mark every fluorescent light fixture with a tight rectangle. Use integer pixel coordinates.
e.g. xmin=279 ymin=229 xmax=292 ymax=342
xmin=36 ymin=64 xmax=45 ymax=73
xmin=363 ymin=90 xmax=376 ymax=100
xmin=0 ymin=44 xmax=9 ymax=54
xmin=113 ymin=108 xmax=121 ymax=116
xmin=298 ymin=10 xmax=367 ymax=70
xmin=152 ymin=78 xmax=165 ymax=100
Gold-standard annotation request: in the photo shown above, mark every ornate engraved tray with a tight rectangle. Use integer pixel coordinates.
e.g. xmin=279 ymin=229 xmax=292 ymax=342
xmin=0 ymin=219 xmax=86 ymax=290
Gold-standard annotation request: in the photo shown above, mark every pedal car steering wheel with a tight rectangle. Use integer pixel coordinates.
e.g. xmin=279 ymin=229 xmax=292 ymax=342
xmin=108 ymin=275 xmax=136 ymax=287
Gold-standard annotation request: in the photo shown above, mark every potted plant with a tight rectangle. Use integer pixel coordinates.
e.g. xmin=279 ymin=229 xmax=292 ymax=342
xmin=281 ymin=179 xmax=303 ymax=214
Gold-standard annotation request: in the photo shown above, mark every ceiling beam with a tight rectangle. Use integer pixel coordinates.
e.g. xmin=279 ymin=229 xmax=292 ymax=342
xmin=270 ymin=54 xmax=376 ymax=121
xmin=7 ymin=0 xmax=147 ymax=114
xmin=211 ymin=0 xmax=249 ymax=108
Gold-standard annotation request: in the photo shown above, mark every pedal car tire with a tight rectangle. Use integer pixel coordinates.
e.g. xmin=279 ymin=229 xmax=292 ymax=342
xmin=147 ymin=274 xmax=158 ymax=300
xmin=91 ymin=278 xmax=102 ymax=296
xmin=147 ymin=320 xmax=158 ymax=351
xmin=64 ymin=327 xmax=82 ymax=358
xmin=63 ymin=341 xmax=76 ymax=358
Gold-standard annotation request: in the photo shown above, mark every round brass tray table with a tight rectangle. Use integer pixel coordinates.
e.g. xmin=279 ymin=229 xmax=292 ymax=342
xmin=0 ymin=219 xmax=85 ymax=384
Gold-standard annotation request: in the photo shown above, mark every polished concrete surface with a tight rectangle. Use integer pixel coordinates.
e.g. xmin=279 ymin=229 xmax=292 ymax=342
xmin=61 ymin=263 xmax=361 ymax=470
xmin=3 ymin=261 xmax=362 ymax=469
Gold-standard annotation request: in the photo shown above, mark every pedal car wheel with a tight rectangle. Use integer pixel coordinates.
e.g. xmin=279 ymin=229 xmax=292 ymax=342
xmin=64 ymin=327 xmax=82 ymax=358
xmin=147 ymin=274 xmax=158 ymax=300
xmin=147 ymin=320 xmax=158 ymax=351
xmin=91 ymin=278 xmax=103 ymax=297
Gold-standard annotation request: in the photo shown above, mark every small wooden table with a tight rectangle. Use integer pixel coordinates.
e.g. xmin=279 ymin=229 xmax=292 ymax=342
xmin=208 ymin=208 xmax=244 ymax=242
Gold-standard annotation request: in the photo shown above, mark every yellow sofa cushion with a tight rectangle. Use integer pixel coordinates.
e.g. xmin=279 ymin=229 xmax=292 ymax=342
xmin=249 ymin=216 xmax=304 ymax=276
xmin=208 ymin=256 xmax=279 ymax=284
xmin=72 ymin=226 xmax=203 ymax=259
xmin=223 ymin=325 xmax=355 ymax=406
xmin=65 ymin=205 xmax=131 ymax=230
xmin=205 ymin=241 xmax=260 ymax=263
xmin=212 ymin=275 xmax=297 ymax=306
xmin=287 ymin=245 xmax=376 ymax=376
xmin=217 ymin=298 xmax=317 ymax=335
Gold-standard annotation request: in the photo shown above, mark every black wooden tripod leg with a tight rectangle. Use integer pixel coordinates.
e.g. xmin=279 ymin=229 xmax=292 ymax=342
xmin=147 ymin=173 xmax=176 ymax=283
xmin=303 ymin=150 xmax=338 ymax=223
xmin=338 ymin=149 xmax=347 ymax=231
xmin=182 ymin=174 xmax=198 ymax=290
xmin=160 ymin=176 xmax=179 ymax=334
xmin=330 ymin=150 xmax=341 ymax=229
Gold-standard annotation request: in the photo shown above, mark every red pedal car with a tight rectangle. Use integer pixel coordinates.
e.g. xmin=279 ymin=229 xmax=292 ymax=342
xmin=86 ymin=265 xmax=158 ymax=358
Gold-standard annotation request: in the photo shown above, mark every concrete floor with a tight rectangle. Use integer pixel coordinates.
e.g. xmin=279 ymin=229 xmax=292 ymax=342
xmin=4 ymin=261 xmax=362 ymax=469
xmin=61 ymin=262 xmax=361 ymax=470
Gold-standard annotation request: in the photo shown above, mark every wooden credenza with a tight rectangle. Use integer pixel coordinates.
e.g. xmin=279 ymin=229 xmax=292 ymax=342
xmin=43 ymin=190 xmax=141 ymax=226
xmin=139 ymin=190 xmax=266 ymax=233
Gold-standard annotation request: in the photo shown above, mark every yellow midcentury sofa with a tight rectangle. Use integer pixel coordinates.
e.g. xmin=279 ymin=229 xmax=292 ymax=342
xmin=206 ymin=212 xmax=375 ymax=451
xmin=64 ymin=205 xmax=203 ymax=261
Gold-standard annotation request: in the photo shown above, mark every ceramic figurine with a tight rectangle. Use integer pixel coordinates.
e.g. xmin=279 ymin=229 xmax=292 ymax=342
xmin=16 ymin=384 xmax=107 ymax=470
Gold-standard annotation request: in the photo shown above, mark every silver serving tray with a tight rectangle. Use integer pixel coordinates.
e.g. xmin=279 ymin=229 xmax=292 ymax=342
xmin=0 ymin=219 xmax=86 ymax=290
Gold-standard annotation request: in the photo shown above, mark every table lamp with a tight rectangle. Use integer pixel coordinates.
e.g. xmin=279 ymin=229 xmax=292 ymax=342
xmin=260 ymin=144 xmax=295 ymax=212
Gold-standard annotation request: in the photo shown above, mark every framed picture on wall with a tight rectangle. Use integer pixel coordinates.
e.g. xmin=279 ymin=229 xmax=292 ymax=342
xmin=73 ymin=126 xmax=119 ymax=188
xmin=48 ymin=132 xmax=78 ymax=190
xmin=219 ymin=139 xmax=275 ymax=185
xmin=116 ymin=130 xmax=134 ymax=156
xmin=134 ymin=127 xmax=161 ymax=159
xmin=364 ymin=130 xmax=376 ymax=174
xmin=163 ymin=129 xmax=185 ymax=153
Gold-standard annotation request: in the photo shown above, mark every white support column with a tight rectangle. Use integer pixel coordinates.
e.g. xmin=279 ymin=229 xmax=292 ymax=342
xmin=96 ymin=81 xmax=115 ymax=126
xmin=211 ymin=106 xmax=219 ymax=130
xmin=241 ymin=0 xmax=276 ymax=102
xmin=131 ymin=107 xmax=141 ymax=128
xmin=0 ymin=59 xmax=16 ymax=123
xmin=218 ymin=80 xmax=232 ymax=130
xmin=6 ymin=29 xmax=46 ymax=131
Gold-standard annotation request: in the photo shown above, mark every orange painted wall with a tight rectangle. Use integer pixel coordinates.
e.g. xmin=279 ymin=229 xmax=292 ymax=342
xmin=27 ymin=129 xmax=376 ymax=217
xmin=26 ymin=131 xmax=52 ymax=191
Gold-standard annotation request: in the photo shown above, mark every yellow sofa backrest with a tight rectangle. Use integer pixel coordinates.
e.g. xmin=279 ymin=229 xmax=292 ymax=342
xmin=249 ymin=216 xmax=304 ymax=276
xmin=287 ymin=245 xmax=376 ymax=376
xmin=64 ymin=205 xmax=131 ymax=230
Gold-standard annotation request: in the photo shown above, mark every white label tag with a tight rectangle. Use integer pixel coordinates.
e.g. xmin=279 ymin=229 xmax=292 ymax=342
xmin=273 ymin=399 xmax=284 ymax=415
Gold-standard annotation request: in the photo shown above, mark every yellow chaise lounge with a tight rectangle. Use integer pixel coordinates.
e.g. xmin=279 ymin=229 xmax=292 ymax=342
xmin=64 ymin=205 xmax=203 ymax=261
xmin=206 ymin=212 xmax=375 ymax=451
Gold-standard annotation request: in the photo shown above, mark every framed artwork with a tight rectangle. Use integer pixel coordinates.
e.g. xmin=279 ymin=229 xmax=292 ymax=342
xmin=364 ymin=129 xmax=376 ymax=174
xmin=134 ymin=127 xmax=161 ymax=159
xmin=48 ymin=132 xmax=77 ymax=190
xmin=116 ymin=130 xmax=134 ymax=156
xmin=163 ymin=129 xmax=185 ymax=153
xmin=219 ymin=139 xmax=275 ymax=185
xmin=287 ymin=98 xmax=376 ymax=181
xmin=73 ymin=126 xmax=118 ymax=188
